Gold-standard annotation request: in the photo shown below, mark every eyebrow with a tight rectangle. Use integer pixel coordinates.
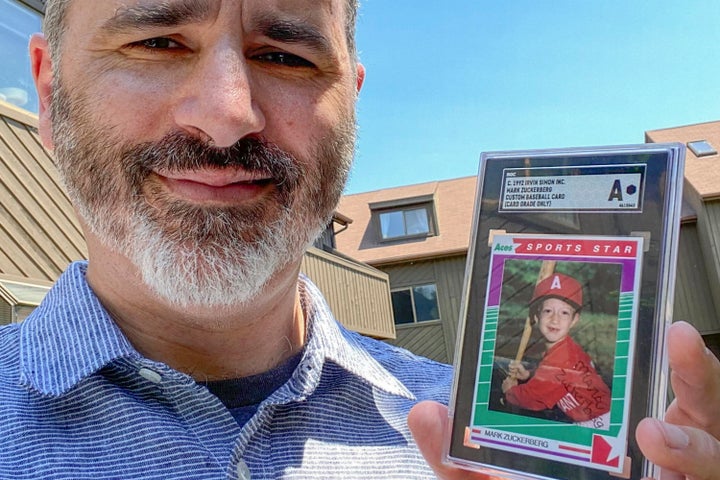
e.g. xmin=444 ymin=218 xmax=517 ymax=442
xmin=253 ymin=14 xmax=333 ymax=57
xmin=102 ymin=0 xmax=212 ymax=33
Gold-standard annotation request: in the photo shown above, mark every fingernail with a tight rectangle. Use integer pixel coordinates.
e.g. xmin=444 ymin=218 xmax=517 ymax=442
xmin=660 ymin=422 xmax=689 ymax=449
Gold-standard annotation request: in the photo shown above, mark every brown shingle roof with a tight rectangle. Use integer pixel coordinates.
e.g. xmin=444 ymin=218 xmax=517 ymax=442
xmin=336 ymin=176 xmax=476 ymax=265
xmin=646 ymin=120 xmax=720 ymax=199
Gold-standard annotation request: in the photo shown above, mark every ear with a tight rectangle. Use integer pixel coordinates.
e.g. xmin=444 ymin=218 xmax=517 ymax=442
xmin=29 ymin=33 xmax=55 ymax=151
xmin=570 ymin=313 xmax=580 ymax=328
xmin=355 ymin=62 xmax=365 ymax=93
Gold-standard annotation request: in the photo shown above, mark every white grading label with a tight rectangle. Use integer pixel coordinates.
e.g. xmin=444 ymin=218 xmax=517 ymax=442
xmin=500 ymin=165 xmax=645 ymax=212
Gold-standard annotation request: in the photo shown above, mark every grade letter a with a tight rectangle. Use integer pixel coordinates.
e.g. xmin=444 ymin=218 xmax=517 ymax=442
xmin=608 ymin=180 xmax=623 ymax=202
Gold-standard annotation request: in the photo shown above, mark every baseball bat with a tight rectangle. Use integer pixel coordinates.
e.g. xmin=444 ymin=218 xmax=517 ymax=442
xmin=512 ymin=260 xmax=556 ymax=369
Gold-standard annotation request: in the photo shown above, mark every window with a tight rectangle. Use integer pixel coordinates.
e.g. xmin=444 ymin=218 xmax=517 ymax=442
xmin=370 ymin=194 xmax=437 ymax=242
xmin=0 ymin=0 xmax=43 ymax=113
xmin=391 ymin=284 xmax=440 ymax=325
xmin=379 ymin=207 xmax=430 ymax=240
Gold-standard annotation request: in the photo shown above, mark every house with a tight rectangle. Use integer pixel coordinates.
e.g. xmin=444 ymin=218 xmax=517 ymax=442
xmin=336 ymin=176 xmax=477 ymax=362
xmin=0 ymin=0 xmax=395 ymax=340
xmin=646 ymin=121 xmax=720 ymax=357
xmin=337 ymin=124 xmax=720 ymax=361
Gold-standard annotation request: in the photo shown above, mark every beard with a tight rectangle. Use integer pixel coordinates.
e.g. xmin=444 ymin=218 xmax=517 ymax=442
xmin=49 ymin=80 xmax=356 ymax=309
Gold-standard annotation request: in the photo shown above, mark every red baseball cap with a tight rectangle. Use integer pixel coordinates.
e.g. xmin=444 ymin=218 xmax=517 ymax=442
xmin=530 ymin=273 xmax=583 ymax=310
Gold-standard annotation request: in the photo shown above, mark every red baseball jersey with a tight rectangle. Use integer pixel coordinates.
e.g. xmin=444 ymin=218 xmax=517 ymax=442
xmin=505 ymin=336 xmax=611 ymax=422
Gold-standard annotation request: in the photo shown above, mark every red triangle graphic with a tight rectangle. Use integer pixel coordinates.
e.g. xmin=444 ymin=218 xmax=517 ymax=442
xmin=591 ymin=435 xmax=620 ymax=467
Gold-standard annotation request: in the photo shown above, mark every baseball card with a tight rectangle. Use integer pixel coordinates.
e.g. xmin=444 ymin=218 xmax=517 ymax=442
xmin=446 ymin=144 xmax=685 ymax=480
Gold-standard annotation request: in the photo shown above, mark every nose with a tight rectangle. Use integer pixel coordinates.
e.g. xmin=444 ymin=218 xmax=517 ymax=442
xmin=174 ymin=43 xmax=265 ymax=148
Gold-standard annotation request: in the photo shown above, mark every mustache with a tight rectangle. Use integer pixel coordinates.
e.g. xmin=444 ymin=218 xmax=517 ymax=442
xmin=123 ymin=133 xmax=301 ymax=188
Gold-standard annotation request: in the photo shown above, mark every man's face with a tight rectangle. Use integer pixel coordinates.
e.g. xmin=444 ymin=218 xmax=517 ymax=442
xmin=537 ymin=297 xmax=579 ymax=347
xmin=43 ymin=0 xmax=362 ymax=308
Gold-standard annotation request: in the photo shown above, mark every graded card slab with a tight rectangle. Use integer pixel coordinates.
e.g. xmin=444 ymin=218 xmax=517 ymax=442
xmin=447 ymin=144 xmax=684 ymax=480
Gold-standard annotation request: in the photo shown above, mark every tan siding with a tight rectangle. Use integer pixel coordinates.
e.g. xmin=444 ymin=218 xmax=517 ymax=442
xmin=674 ymin=223 xmax=717 ymax=333
xmin=692 ymin=200 xmax=720 ymax=318
xmin=391 ymin=322 xmax=449 ymax=363
xmin=0 ymin=298 xmax=11 ymax=326
xmin=381 ymin=255 xmax=467 ymax=363
xmin=3 ymin=117 xmax=84 ymax=244
xmin=0 ymin=209 xmax=53 ymax=278
xmin=301 ymin=247 xmax=395 ymax=339
xmin=386 ymin=262 xmax=435 ymax=286
xmin=0 ymin=117 xmax=84 ymax=255
xmin=432 ymin=255 xmax=467 ymax=362
xmin=0 ymin=102 xmax=87 ymax=282
xmin=692 ymin=200 xmax=720 ymax=314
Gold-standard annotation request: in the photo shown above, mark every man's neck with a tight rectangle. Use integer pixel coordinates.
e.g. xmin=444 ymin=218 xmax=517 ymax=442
xmin=84 ymin=238 xmax=306 ymax=381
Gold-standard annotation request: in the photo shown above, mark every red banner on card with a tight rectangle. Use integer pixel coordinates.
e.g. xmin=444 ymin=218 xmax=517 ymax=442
xmin=513 ymin=238 xmax=638 ymax=257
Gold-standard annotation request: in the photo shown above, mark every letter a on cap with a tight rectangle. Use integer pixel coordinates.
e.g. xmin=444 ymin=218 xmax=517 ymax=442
xmin=530 ymin=272 xmax=583 ymax=310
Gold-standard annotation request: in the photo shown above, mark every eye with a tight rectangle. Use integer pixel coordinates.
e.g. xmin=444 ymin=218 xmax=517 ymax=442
xmin=130 ymin=37 xmax=184 ymax=50
xmin=253 ymin=51 xmax=316 ymax=68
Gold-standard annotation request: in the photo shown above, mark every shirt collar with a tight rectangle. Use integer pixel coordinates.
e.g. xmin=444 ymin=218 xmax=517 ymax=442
xmin=297 ymin=274 xmax=415 ymax=400
xmin=19 ymin=262 xmax=413 ymax=401
xmin=19 ymin=261 xmax=138 ymax=396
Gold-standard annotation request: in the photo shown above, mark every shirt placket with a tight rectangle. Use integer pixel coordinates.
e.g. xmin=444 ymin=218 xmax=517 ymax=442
xmin=128 ymin=359 xmax=244 ymax=479
xmin=226 ymin=357 xmax=324 ymax=479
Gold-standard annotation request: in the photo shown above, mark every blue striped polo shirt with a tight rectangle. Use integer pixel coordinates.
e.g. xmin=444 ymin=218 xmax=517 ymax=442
xmin=0 ymin=261 xmax=453 ymax=479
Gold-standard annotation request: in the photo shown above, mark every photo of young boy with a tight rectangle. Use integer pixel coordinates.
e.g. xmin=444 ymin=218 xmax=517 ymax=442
xmin=492 ymin=268 xmax=615 ymax=429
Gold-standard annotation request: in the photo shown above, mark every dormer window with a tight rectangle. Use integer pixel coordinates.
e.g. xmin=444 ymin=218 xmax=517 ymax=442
xmin=379 ymin=207 xmax=430 ymax=240
xmin=370 ymin=194 xmax=437 ymax=242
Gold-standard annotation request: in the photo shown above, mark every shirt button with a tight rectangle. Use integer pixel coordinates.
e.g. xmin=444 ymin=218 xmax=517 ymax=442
xmin=138 ymin=368 xmax=162 ymax=384
xmin=237 ymin=460 xmax=251 ymax=480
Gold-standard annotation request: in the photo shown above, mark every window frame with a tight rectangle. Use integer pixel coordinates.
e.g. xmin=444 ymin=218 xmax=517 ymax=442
xmin=18 ymin=0 xmax=44 ymax=13
xmin=0 ymin=0 xmax=44 ymax=114
xmin=370 ymin=194 xmax=438 ymax=243
xmin=390 ymin=283 xmax=441 ymax=326
xmin=687 ymin=140 xmax=717 ymax=158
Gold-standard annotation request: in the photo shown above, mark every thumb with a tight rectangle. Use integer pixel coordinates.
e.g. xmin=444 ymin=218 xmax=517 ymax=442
xmin=408 ymin=401 xmax=501 ymax=480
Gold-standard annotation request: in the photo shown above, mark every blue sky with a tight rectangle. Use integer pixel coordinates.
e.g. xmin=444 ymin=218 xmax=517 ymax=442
xmin=348 ymin=0 xmax=720 ymax=194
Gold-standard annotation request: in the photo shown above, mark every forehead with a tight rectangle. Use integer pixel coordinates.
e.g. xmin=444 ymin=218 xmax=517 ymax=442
xmin=541 ymin=297 xmax=574 ymax=310
xmin=63 ymin=0 xmax=348 ymax=42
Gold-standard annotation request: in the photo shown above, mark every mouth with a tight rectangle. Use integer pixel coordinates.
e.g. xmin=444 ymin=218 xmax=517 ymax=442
xmin=153 ymin=168 xmax=275 ymax=204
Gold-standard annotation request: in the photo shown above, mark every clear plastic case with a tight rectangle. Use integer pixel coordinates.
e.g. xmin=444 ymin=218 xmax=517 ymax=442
xmin=445 ymin=144 xmax=685 ymax=479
